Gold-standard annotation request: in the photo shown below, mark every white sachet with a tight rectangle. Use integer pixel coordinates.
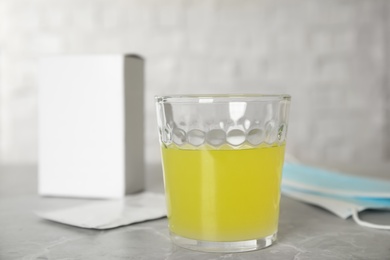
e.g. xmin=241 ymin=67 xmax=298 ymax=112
xmin=36 ymin=192 xmax=166 ymax=229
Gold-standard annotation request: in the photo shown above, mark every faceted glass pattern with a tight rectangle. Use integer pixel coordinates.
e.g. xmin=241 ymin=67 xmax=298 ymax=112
xmin=156 ymin=95 xmax=291 ymax=149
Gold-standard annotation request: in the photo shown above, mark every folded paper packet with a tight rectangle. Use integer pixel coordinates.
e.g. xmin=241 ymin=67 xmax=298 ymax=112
xmin=282 ymin=163 xmax=390 ymax=230
xmin=36 ymin=192 xmax=166 ymax=229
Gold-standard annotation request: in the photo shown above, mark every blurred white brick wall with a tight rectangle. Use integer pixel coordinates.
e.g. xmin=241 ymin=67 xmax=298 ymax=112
xmin=0 ymin=0 xmax=388 ymax=166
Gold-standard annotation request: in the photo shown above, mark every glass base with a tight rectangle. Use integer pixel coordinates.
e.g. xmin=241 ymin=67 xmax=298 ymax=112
xmin=170 ymin=232 xmax=277 ymax=253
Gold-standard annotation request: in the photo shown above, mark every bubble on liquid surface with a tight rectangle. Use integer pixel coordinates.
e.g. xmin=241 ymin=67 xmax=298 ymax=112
xmin=187 ymin=129 xmax=205 ymax=146
xmin=206 ymin=129 xmax=226 ymax=147
xmin=227 ymin=129 xmax=246 ymax=146
xmin=247 ymin=128 xmax=265 ymax=145
xmin=173 ymin=128 xmax=186 ymax=145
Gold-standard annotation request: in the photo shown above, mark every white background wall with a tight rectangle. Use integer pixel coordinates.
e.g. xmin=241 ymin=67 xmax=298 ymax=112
xmin=0 ymin=0 xmax=389 ymax=166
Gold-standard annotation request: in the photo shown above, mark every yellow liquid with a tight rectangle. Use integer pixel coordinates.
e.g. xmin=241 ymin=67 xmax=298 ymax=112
xmin=161 ymin=144 xmax=285 ymax=242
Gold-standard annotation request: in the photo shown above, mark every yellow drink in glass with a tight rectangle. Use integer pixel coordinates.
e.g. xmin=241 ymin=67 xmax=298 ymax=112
xmin=161 ymin=143 xmax=285 ymax=242
xmin=156 ymin=94 xmax=291 ymax=252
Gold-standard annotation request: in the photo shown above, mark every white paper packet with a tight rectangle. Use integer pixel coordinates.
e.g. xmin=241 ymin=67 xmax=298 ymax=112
xmin=36 ymin=192 xmax=166 ymax=229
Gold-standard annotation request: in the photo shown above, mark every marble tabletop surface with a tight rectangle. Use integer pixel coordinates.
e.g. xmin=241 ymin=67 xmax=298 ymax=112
xmin=0 ymin=163 xmax=389 ymax=260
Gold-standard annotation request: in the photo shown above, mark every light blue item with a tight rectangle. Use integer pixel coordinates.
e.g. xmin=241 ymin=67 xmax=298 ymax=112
xmin=282 ymin=162 xmax=390 ymax=230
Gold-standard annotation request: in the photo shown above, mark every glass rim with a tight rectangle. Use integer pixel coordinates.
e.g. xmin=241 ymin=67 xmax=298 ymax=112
xmin=155 ymin=94 xmax=291 ymax=103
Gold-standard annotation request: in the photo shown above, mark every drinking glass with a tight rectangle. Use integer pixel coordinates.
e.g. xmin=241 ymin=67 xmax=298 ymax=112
xmin=155 ymin=94 xmax=291 ymax=252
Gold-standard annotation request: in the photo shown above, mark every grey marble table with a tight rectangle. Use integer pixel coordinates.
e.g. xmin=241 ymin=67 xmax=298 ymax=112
xmin=0 ymin=163 xmax=389 ymax=260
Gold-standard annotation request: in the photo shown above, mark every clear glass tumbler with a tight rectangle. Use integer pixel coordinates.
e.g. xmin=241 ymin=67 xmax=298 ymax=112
xmin=155 ymin=94 xmax=291 ymax=252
